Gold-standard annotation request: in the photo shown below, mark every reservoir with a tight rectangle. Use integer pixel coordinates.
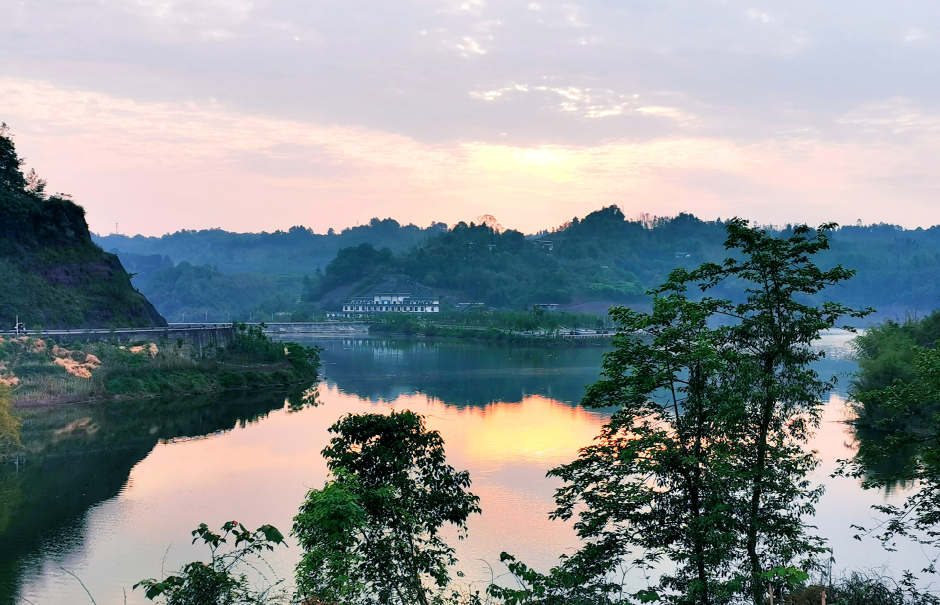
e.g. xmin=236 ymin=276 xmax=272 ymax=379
xmin=0 ymin=334 xmax=919 ymax=604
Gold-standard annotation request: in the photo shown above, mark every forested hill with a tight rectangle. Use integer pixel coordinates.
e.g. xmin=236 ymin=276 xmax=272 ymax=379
xmin=96 ymin=205 xmax=940 ymax=322
xmin=94 ymin=219 xmax=448 ymax=277
xmin=0 ymin=126 xmax=166 ymax=329
xmin=315 ymin=207 xmax=940 ymax=314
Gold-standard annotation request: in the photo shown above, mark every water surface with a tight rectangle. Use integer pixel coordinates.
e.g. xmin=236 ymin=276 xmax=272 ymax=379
xmin=0 ymin=335 xmax=924 ymax=604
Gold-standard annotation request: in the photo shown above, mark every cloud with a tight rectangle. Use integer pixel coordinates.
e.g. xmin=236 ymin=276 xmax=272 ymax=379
xmin=9 ymin=76 xmax=940 ymax=235
xmin=6 ymin=0 xmax=940 ymax=234
xmin=904 ymin=27 xmax=925 ymax=43
xmin=110 ymin=0 xmax=254 ymax=41
xmin=635 ymin=106 xmax=696 ymax=124
xmin=838 ymin=98 xmax=940 ymax=137
xmin=443 ymin=35 xmax=488 ymax=56
xmin=470 ymin=82 xmax=695 ymax=122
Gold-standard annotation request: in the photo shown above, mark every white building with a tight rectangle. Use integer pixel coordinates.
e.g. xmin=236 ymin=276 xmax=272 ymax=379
xmin=343 ymin=293 xmax=440 ymax=315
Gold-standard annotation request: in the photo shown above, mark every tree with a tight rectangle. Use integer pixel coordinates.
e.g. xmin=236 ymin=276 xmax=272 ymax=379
xmin=491 ymin=219 xmax=866 ymax=605
xmin=293 ymin=410 xmax=481 ymax=605
xmin=23 ymin=167 xmax=47 ymax=199
xmin=842 ymin=334 xmax=940 ymax=578
xmin=0 ymin=123 xmax=27 ymax=193
xmin=688 ymin=220 xmax=868 ymax=602
xmin=492 ymin=278 xmax=748 ymax=605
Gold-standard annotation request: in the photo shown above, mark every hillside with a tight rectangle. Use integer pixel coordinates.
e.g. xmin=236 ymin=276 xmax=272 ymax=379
xmin=93 ymin=207 xmax=940 ymax=321
xmin=94 ymin=218 xmax=448 ymax=275
xmin=315 ymin=207 xmax=940 ymax=315
xmin=0 ymin=126 xmax=166 ymax=329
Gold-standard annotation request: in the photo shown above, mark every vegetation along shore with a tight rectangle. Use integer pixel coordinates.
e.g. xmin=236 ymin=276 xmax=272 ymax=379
xmin=367 ymin=308 xmax=615 ymax=345
xmin=0 ymin=322 xmax=321 ymax=408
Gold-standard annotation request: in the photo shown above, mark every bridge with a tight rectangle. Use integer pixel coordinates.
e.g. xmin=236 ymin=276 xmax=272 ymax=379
xmin=0 ymin=325 xmax=235 ymax=346
xmin=0 ymin=321 xmax=368 ymax=343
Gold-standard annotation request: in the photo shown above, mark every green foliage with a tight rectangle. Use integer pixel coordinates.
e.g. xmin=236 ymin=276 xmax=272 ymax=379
xmin=0 ymin=123 xmax=27 ymax=193
xmin=319 ymin=242 xmax=395 ymax=295
xmin=135 ymin=521 xmax=288 ymax=605
xmin=793 ymin=571 xmax=940 ymax=605
xmin=492 ymin=219 xmax=867 ymax=605
xmin=0 ymin=326 xmax=320 ymax=403
xmin=842 ymin=342 xmax=940 ymax=572
xmin=307 ymin=207 xmax=940 ymax=312
xmin=850 ymin=311 xmax=940 ymax=394
xmin=688 ymin=220 xmax=868 ymax=603
xmin=367 ymin=309 xmax=610 ymax=344
xmin=142 ymin=262 xmax=288 ymax=321
xmin=293 ymin=410 xmax=481 ymax=605
xmin=0 ymin=385 xmax=21 ymax=459
xmin=98 ymin=203 xmax=940 ymax=317
xmin=97 ymin=217 xmax=445 ymax=276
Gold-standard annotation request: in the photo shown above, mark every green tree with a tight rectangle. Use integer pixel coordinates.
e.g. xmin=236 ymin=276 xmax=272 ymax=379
xmin=688 ymin=220 xmax=868 ymax=602
xmin=0 ymin=123 xmax=27 ymax=194
xmin=293 ymin=410 xmax=481 ymax=605
xmin=0 ymin=385 xmax=21 ymax=460
xmin=491 ymin=220 xmax=865 ymax=605
xmin=842 ymin=339 xmax=940 ymax=578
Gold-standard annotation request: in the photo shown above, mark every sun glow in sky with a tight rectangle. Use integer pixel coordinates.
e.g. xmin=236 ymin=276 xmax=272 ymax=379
xmin=6 ymin=1 xmax=940 ymax=235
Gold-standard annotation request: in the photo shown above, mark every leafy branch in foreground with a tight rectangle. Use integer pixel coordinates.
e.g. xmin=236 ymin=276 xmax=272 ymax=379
xmin=841 ymin=339 xmax=940 ymax=576
xmin=134 ymin=521 xmax=288 ymax=605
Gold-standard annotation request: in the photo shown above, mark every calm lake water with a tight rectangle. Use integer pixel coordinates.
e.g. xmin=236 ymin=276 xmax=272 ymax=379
xmin=0 ymin=334 xmax=924 ymax=604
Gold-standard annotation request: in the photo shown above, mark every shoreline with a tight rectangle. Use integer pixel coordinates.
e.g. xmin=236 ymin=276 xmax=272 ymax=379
xmin=10 ymin=369 xmax=318 ymax=409
xmin=2 ymin=324 xmax=322 ymax=409
xmin=366 ymin=327 xmax=614 ymax=347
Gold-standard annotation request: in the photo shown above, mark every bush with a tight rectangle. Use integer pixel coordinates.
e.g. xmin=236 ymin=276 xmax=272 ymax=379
xmin=107 ymin=376 xmax=145 ymax=394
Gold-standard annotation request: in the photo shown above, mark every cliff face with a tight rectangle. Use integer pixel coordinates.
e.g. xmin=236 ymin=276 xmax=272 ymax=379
xmin=0 ymin=129 xmax=167 ymax=329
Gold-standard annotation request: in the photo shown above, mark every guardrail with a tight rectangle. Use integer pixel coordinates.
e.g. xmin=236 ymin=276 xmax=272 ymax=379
xmin=0 ymin=325 xmax=235 ymax=345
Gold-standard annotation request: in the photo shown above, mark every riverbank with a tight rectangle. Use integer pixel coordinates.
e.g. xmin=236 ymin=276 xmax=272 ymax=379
xmin=0 ymin=324 xmax=321 ymax=407
xmin=368 ymin=323 xmax=613 ymax=346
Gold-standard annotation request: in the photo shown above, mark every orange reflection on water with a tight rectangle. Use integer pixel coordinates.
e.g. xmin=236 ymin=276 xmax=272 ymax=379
xmin=442 ymin=395 xmax=605 ymax=468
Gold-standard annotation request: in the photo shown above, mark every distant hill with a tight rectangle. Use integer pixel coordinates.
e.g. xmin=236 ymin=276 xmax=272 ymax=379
xmin=88 ymin=186 xmax=940 ymax=320
xmin=315 ymin=208 xmax=940 ymax=317
xmin=0 ymin=125 xmax=166 ymax=329
xmin=94 ymin=218 xmax=448 ymax=275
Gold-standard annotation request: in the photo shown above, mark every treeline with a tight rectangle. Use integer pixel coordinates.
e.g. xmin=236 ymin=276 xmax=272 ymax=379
xmin=95 ymin=218 xmax=447 ymax=275
xmin=318 ymin=209 xmax=940 ymax=311
xmin=136 ymin=262 xmax=306 ymax=322
xmin=96 ymin=219 xmax=447 ymax=322
xmin=102 ymin=206 xmax=940 ymax=321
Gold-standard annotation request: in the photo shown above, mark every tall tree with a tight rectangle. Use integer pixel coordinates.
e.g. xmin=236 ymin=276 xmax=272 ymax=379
xmin=293 ymin=410 xmax=481 ymax=605
xmin=689 ymin=220 xmax=868 ymax=602
xmin=552 ymin=279 xmax=744 ymax=605
xmin=492 ymin=219 xmax=866 ymax=605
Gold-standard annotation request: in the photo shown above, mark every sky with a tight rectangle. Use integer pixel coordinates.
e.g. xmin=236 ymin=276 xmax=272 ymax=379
xmin=4 ymin=0 xmax=940 ymax=236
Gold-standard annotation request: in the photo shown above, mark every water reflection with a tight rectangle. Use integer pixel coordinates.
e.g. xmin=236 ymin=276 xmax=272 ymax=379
xmin=311 ymin=337 xmax=609 ymax=407
xmin=0 ymin=388 xmax=302 ymax=605
xmin=0 ymin=335 xmax=926 ymax=604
